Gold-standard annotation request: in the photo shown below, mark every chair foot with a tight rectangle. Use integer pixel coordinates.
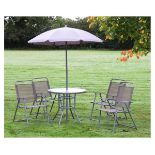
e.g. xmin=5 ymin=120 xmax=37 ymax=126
xmin=98 ymin=110 xmax=101 ymax=128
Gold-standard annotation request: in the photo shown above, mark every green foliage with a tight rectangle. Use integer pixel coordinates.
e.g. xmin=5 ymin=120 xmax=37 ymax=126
xmin=4 ymin=17 xmax=54 ymax=45
xmin=88 ymin=16 xmax=151 ymax=55
xmin=4 ymin=16 xmax=92 ymax=48
xmin=4 ymin=16 xmax=151 ymax=52
xmin=4 ymin=50 xmax=150 ymax=137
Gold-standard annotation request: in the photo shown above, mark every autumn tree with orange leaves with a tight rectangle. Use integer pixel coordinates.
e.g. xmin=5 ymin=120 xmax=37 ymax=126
xmin=87 ymin=16 xmax=150 ymax=62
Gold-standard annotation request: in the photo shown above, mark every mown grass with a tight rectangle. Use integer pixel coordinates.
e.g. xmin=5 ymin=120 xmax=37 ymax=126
xmin=4 ymin=50 xmax=150 ymax=137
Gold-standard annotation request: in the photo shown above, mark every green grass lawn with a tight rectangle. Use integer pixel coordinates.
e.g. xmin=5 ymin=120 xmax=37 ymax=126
xmin=4 ymin=50 xmax=150 ymax=137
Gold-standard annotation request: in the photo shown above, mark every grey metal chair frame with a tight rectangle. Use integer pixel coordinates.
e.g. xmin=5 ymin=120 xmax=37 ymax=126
xmin=97 ymin=84 xmax=137 ymax=132
xmin=13 ymin=80 xmax=49 ymax=124
xmin=31 ymin=77 xmax=57 ymax=118
xmin=90 ymin=79 xmax=126 ymax=120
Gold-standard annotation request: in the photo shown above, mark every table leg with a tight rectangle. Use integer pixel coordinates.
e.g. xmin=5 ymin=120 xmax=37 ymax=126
xmin=58 ymin=94 xmax=64 ymax=125
xmin=66 ymin=93 xmax=69 ymax=122
xmin=53 ymin=93 xmax=60 ymax=120
xmin=73 ymin=94 xmax=80 ymax=123
xmin=69 ymin=94 xmax=74 ymax=119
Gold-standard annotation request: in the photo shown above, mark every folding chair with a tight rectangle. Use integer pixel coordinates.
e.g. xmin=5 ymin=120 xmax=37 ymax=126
xmin=90 ymin=79 xmax=126 ymax=119
xmin=13 ymin=80 xmax=49 ymax=124
xmin=31 ymin=77 xmax=57 ymax=118
xmin=97 ymin=84 xmax=137 ymax=132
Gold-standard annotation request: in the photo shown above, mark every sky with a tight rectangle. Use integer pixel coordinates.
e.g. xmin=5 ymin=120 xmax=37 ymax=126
xmin=62 ymin=16 xmax=87 ymax=20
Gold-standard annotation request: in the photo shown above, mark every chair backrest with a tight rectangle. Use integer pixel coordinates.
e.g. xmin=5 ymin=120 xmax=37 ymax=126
xmin=15 ymin=80 xmax=35 ymax=103
xmin=107 ymin=79 xmax=126 ymax=99
xmin=32 ymin=77 xmax=51 ymax=97
xmin=116 ymin=85 xmax=134 ymax=109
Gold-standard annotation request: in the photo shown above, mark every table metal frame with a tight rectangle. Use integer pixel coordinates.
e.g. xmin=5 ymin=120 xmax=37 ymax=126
xmin=48 ymin=88 xmax=86 ymax=125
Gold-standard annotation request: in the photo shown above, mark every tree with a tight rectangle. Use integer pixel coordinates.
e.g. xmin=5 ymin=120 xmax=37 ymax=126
xmin=4 ymin=16 xmax=93 ymax=48
xmin=4 ymin=16 xmax=54 ymax=47
xmin=87 ymin=16 xmax=151 ymax=61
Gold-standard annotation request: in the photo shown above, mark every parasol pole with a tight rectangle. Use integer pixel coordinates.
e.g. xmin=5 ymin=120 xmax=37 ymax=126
xmin=65 ymin=41 xmax=68 ymax=90
xmin=65 ymin=41 xmax=69 ymax=121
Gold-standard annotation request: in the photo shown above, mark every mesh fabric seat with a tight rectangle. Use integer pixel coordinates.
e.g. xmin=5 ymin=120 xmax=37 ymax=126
xmin=13 ymin=80 xmax=49 ymax=124
xmin=31 ymin=77 xmax=57 ymax=118
xmin=97 ymin=84 xmax=137 ymax=132
xmin=90 ymin=79 xmax=126 ymax=119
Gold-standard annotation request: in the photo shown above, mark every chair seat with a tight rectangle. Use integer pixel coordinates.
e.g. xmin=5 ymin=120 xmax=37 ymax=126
xmin=18 ymin=104 xmax=47 ymax=108
xmin=97 ymin=107 xmax=124 ymax=113
xmin=91 ymin=101 xmax=110 ymax=106
xmin=97 ymin=108 xmax=116 ymax=113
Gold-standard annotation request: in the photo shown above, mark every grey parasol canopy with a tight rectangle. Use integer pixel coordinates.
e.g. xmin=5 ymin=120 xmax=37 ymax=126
xmin=28 ymin=26 xmax=103 ymax=90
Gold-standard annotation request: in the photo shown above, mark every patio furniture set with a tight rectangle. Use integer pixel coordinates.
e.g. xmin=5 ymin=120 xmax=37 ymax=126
xmin=13 ymin=77 xmax=137 ymax=132
xmin=12 ymin=26 xmax=137 ymax=132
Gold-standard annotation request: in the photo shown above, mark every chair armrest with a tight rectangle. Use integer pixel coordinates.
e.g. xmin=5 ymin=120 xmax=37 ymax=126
xmin=91 ymin=92 xmax=106 ymax=103
xmin=111 ymin=78 xmax=125 ymax=81
xmin=17 ymin=97 xmax=28 ymax=102
xmin=36 ymin=93 xmax=44 ymax=97
xmin=106 ymin=98 xmax=115 ymax=101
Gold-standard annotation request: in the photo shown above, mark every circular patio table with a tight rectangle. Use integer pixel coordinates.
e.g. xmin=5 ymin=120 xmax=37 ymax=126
xmin=48 ymin=88 xmax=86 ymax=125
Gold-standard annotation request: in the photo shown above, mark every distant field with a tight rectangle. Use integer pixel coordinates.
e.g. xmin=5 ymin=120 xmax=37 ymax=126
xmin=4 ymin=50 xmax=150 ymax=137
